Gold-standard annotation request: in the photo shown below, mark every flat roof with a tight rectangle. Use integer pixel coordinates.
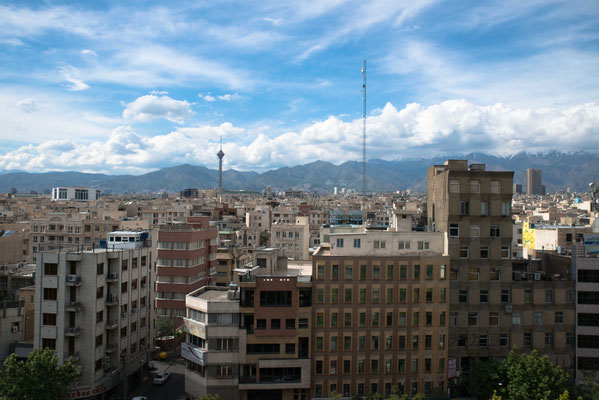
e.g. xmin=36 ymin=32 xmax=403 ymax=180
xmin=195 ymin=289 xmax=231 ymax=301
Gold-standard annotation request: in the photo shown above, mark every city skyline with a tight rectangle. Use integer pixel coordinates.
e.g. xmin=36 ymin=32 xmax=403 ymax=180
xmin=1 ymin=0 xmax=598 ymax=174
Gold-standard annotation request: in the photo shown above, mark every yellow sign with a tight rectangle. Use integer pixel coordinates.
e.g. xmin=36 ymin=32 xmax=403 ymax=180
xmin=523 ymin=222 xmax=536 ymax=250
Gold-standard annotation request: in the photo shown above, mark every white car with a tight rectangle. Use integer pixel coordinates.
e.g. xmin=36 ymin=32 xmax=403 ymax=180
xmin=153 ymin=372 xmax=171 ymax=385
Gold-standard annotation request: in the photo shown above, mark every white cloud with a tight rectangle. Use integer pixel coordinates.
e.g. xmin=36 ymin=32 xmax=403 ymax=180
xmin=122 ymin=94 xmax=193 ymax=124
xmin=200 ymin=94 xmax=216 ymax=102
xmin=59 ymin=66 xmax=90 ymax=91
xmin=1 ymin=100 xmax=598 ymax=173
xmin=81 ymin=49 xmax=97 ymax=57
xmin=217 ymin=93 xmax=241 ymax=101
xmin=16 ymin=98 xmax=37 ymax=113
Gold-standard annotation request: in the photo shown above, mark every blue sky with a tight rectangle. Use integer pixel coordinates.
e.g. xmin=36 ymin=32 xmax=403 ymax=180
xmin=1 ymin=0 xmax=598 ymax=174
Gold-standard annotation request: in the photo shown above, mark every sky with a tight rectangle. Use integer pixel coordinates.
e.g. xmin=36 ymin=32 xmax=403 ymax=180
xmin=1 ymin=0 xmax=599 ymax=174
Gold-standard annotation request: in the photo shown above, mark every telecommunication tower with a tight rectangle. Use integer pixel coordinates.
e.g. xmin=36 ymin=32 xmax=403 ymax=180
xmin=362 ymin=59 xmax=367 ymax=196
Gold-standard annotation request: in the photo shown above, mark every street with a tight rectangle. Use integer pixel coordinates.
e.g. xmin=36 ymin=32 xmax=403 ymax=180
xmin=129 ymin=359 xmax=186 ymax=400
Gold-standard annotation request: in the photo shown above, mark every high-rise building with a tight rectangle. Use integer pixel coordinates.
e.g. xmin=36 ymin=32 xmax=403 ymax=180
xmin=526 ymin=168 xmax=543 ymax=195
xmin=428 ymin=160 xmax=574 ymax=392
xmin=156 ymin=217 xmax=218 ymax=326
xmin=311 ymin=228 xmax=449 ymax=398
xmin=182 ymin=248 xmax=312 ymax=400
xmin=34 ymin=231 xmax=154 ymax=399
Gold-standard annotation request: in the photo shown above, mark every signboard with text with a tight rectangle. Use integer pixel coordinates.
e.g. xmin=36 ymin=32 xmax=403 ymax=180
xmin=181 ymin=342 xmax=205 ymax=366
xmin=447 ymin=358 xmax=458 ymax=379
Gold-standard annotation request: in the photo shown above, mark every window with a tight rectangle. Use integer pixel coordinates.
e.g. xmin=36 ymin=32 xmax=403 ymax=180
xmin=317 ymin=265 xmax=324 ymax=280
xmin=534 ymin=312 xmax=544 ymax=325
xmin=425 ymin=335 xmax=432 ymax=349
xmin=399 ymin=288 xmax=406 ymax=303
xmin=399 ymin=312 xmax=406 ymax=326
xmin=360 ymin=265 xmax=367 ymax=279
xmin=371 ymin=359 xmax=379 ymax=373
xmin=330 ymin=288 xmax=338 ymax=303
xmin=373 ymin=265 xmax=380 ymax=279
xmin=449 ymin=180 xmax=459 ymax=193
xmin=42 ymin=313 xmax=56 ymax=325
xmin=372 ymin=288 xmax=379 ymax=303
xmin=387 ymin=265 xmax=393 ymax=280
xmin=470 ymin=181 xmax=480 ymax=193
xmin=374 ymin=240 xmax=386 ymax=249
xmin=501 ymin=246 xmax=510 ymax=258
xmin=481 ymin=201 xmax=489 ymax=216
xmin=417 ymin=241 xmax=430 ymax=250
xmin=525 ymin=289 xmax=532 ymax=304
xmin=398 ymin=359 xmax=405 ymax=373
xmin=96 ymin=286 xmax=104 ymax=299
xmin=43 ymin=288 xmax=57 ymax=300
xmin=460 ymin=247 xmax=469 ymax=258
xmin=331 ymin=312 xmax=338 ymax=327
xmin=271 ymin=319 xmax=280 ymax=330
xmin=489 ymin=312 xmax=499 ymax=325
xmin=426 ymin=288 xmax=433 ymax=303
xmin=513 ymin=312 xmax=522 ymax=325
xmin=500 ymin=334 xmax=509 ymax=347
xmin=413 ymin=288 xmax=419 ymax=303
xmin=469 ymin=267 xmax=479 ymax=280
xmin=343 ymin=360 xmax=351 ymax=374
xmin=480 ymin=247 xmax=489 ymax=259
xmin=501 ymin=290 xmax=510 ymax=304
xmin=260 ymin=291 xmax=292 ymax=307
xmin=341 ymin=336 xmax=351 ymax=351
xmin=440 ymin=264 xmax=446 ymax=279
xmin=372 ymin=312 xmax=379 ymax=327
xmin=354 ymin=238 xmax=361 ymax=248
xmin=345 ymin=265 xmax=352 ymax=280
xmin=316 ymin=337 xmax=324 ymax=351
xmin=344 ymin=312 xmax=351 ymax=327
xmin=524 ymin=332 xmax=532 ymax=346
xmin=96 ymin=311 xmax=103 ymax=323
xmin=412 ymin=335 xmax=419 ymax=349
xmin=469 ymin=312 xmax=478 ymax=326
xmin=344 ymin=288 xmax=352 ymax=303
xmin=545 ymin=332 xmax=554 ymax=346
xmin=332 ymin=265 xmax=338 ymax=280
xmin=449 ymin=224 xmax=459 ymax=237
xmin=385 ymin=335 xmax=392 ymax=350
xmin=501 ymin=201 xmax=511 ymax=216
xmin=460 ymin=201 xmax=469 ymax=216
xmin=398 ymin=335 xmax=406 ymax=349
xmin=414 ymin=265 xmax=420 ymax=279
xmin=458 ymin=335 xmax=468 ymax=347
xmin=121 ymin=282 xmax=128 ymax=293
xmin=440 ymin=312 xmax=446 ymax=326
xmin=490 ymin=225 xmax=501 ymax=237
xmin=479 ymin=334 xmax=488 ymax=347
xmin=459 ymin=290 xmax=468 ymax=303
xmin=480 ymin=290 xmax=489 ymax=303
xmin=359 ymin=288 xmax=366 ymax=303
xmin=316 ymin=314 xmax=323 ymax=328
xmin=398 ymin=241 xmax=411 ymax=250
xmin=491 ymin=181 xmax=500 ymax=193
xmin=426 ymin=265 xmax=433 ymax=279
xmin=359 ymin=312 xmax=366 ymax=327
xmin=386 ymin=288 xmax=393 ymax=303
xmin=44 ymin=263 xmax=58 ymax=275
xmin=470 ymin=225 xmax=480 ymax=238
xmin=545 ymin=289 xmax=553 ymax=304
xmin=336 ymin=238 xmax=344 ymax=248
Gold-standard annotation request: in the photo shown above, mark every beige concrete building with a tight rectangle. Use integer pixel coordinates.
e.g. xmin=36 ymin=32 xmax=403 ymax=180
xmin=427 ymin=160 xmax=575 ymax=391
xmin=34 ymin=231 xmax=154 ymax=399
xmin=312 ymin=228 xmax=450 ymax=398
xmin=270 ymin=216 xmax=310 ymax=261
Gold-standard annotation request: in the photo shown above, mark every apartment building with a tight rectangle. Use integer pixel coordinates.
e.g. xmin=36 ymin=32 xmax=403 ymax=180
xmin=574 ymin=233 xmax=599 ymax=381
xmin=526 ymin=168 xmax=543 ymax=195
xmin=0 ymin=299 xmax=25 ymax=360
xmin=183 ymin=286 xmax=247 ymax=400
xmin=427 ymin=160 xmax=575 ymax=390
xmin=214 ymin=246 xmax=252 ymax=286
xmin=237 ymin=248 xmax=312 ymax=400
xmin=270 ymin=216 xmax=310 ymax=261
xmin=312 ymin=228 xmax=450 ymax=398
xmin=29 ymin=212 xmax=121 ymax=263
xmin=51 ymin=187 xmax=101 ymax=202
xmin=34 ymin=231 xmax=154 ymax=399
xmin=156 ymin=217 xmax=218 ymax=325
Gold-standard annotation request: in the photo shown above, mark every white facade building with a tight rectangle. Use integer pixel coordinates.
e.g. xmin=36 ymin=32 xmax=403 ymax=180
xmin=52 ymin=187 xmax=101 ymax=202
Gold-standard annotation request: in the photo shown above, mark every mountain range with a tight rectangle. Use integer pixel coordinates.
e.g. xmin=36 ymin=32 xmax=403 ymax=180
xmin=0 ymin=151 xmax=597 ymax=194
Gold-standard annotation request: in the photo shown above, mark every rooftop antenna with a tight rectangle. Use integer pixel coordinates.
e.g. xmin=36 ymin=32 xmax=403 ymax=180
xmin=362 ymin=59 xmax=367 ymax=196
xmin=217 ymin=134 xmax=225 ymax=194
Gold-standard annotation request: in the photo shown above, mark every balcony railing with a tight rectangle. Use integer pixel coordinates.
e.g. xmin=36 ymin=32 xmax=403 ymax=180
xmin=106 ymin=294 xmax=118 ymax=305
xmin=65 ymin=302 xmax=81 ymax=312
xmin=106 ymin=272 xmax=119 ymax=282
xmin=106 ymin=320 xmax=119 ymax=330
xmin=64 ymin=327 xmax=81 ymax=336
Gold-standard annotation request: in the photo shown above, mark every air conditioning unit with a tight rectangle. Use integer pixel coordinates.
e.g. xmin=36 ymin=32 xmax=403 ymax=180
xmin=505 ymin=304 xmax=513 ymax=313
xmin=67 ymin=275 xmax=78 ymax=282
xmin=11 ymin=325 xmax=19 ymax=333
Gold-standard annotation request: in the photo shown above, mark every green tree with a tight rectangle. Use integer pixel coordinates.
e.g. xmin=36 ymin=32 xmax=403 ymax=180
xmin=413 ymin=394 xmax=426 ymax=400
xmin=200 ymin=394 xmax=223 ymax=400
xmin=389 ymin=385 xmax=408 ymax=400
xmin=575 ymin=371 xmax=599 ymax=400
xmin=466 ymin=358 xmax=501 ymax=399
xmin=155 ymin=316 xmax=174 ymax=338
xmin=330 ymin=391 xmax=341 ymax=400
xmin=498 ymin=348 xmax=569 ymax=400
xmin=0 ymin=348 xmax=78 ymax=400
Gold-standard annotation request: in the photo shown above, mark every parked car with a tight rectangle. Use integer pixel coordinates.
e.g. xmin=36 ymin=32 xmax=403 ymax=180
xmin=153 ymin=372 xmax=171 ymax=385
xmin=132 ymin=397 xmax=148 ymax=400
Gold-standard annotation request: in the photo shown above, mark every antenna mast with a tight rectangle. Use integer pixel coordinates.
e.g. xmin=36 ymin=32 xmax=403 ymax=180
xmin=362 ymin=59 xmax=367 ymax=196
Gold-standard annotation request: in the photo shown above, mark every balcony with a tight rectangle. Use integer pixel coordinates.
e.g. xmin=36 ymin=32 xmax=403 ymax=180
xmin=106 ymin=272 xmax=119 ymax=282
xmin=105 ymin=344 xmax=117 ymax=353
xmin=64 ymin=327 xmax=81 ymax=336
xmin=106 ymin=294 xmax=118 ymax=306
xmin=65 ymin=302 xmax=81 ymax=312
xmin=66 ymin=275 xmax=81 ymax=286
xmin=64 ymin=351 xmax=80 ymax=363
xmin=106 ymin=320 xmax=119 ymax=330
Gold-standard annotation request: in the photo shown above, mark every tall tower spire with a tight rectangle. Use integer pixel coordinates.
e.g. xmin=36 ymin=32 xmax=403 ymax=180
xmin=217 ymin=134 xmax=225 ymax=192
xmin=362 ymin=59 xmax=367 ymax=196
